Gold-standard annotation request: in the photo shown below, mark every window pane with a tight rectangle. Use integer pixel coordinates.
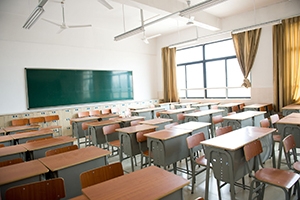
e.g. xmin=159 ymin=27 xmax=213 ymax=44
xmin=205 ymin=40 xmax=236 ymax=60
xmin=177 ymin=46 xmax=203 ymax=64
xmin=227 ymin=58 xmax=243 ymax=87
xmin=206 ymin=60 xmax=226 ymax=97
xmin=176 ymin=66 xmax=186 ymax=90
xmin=186 ymin=63 xmax=204 ymax=98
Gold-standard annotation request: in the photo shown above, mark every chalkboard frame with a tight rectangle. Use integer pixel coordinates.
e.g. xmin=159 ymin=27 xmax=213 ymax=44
xmin=25 ymin=68 xmax=134 ymax=109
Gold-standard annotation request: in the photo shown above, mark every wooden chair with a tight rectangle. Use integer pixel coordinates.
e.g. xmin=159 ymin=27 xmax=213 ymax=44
xmin=164 ymin=122 xmax=179 ymax=129
xmin=81 ymin=122 xmax=92 ymax=147
xmin=136 ymin=128 xmax=156 ymax=168
xmin=77 ymin=111 xmax=89 ymax=118
xmin=215 ymin=125 xmax=232 ymax=137
xmin=0 ymin=158 xmax=24 ymax=168
xmin=5 ymin=178 xmax=66 ymax=200
xmin=45 ymin=144 xmax=78 ymax=157
xmin=80 ymin=162 xmax=124 ymax=189
xmin=101 ymin=108 xmax=111 ymax=115
xmin=29 ymin=116 xmax=45 ymax=128
xmin=282 ymin=134 xmax=300 ymax=173
xmin=260 ymin=118 xmax=270 ymax=128
xmin=103 ymin=123 xmax=121 ymax=158
xmin=186 ymin=132 xmax=209 ymax=194
xmin=227 ymin=111 xmax=236 ymax=116
xmin=0 ymin=144 xmax=5 ymax=148
xmin=11 ymin=118 xmax=29 ymax=126
xmin=130 ymin=119 xmax=144 ymax=126
xmin=26 ymin=136 xmax=52 ymax=143
xmin=244 ymin=139 xmax=300 ymax=200
xmin=177 ymin=113 xmax=185 ymax=124
xmin=89 ymin=110 xmax=100 ymax=117
xmin=44 ymin=115 xmax=62 ymax=136
xmin=212 ymin=115 xmax=223 ymax=137
xmin=239 ymin=103 xmax=245 ymax=112
xmin=231 ymin=105 xmax=239 ymax=113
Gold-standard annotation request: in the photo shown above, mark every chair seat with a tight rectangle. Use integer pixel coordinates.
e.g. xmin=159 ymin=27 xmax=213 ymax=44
xmin=255 ymin=168 xmax=300 ymax=189
xmin=273 ymin=134 xmax=281 ymax=142
xmin=109 ymin=140 xmax=120 ymax=147
xmin=293 ymin=162 xmax=300 ymax=172
xmin=195 ymin=155 xmax=209 ymax=166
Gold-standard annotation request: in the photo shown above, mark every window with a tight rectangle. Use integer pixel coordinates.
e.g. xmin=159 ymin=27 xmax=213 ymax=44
xmin=176 ymin=38 xmax=250 ymax=99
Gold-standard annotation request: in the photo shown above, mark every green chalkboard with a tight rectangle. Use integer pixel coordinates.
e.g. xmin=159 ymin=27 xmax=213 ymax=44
xmin=25 ymin=69 xmax=133 ymax=109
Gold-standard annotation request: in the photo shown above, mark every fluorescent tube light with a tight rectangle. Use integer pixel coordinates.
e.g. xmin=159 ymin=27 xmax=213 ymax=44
xmin=114 ymin=27 xmax=144 ymax=41
xmin=180 ymin=0 xmax=228 ymax=17
xmin=168 ymin=38 xmax=199 ymax=48
xmin=231 ymin=19 xmax=282 ymax=34
xmin=23 ymin=0 xmax=48 ymax=29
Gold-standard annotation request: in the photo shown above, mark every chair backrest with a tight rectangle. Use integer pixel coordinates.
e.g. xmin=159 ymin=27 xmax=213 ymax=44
xmin=89 ymin=110 xmax=100 ymax=117
xmin=177 ymin=113 xmax=185 ymax=123
xmin=82 ymin=122 xmax=89 ymax=131
xmin=186 ymin=132 xmax=206 ymax=149
xmin=26 ymin=136 xmax=53 ymax=143
xmin=80 ymin=162 xmax=124 ymax=189
xmin=103 ymin=123 xmax=121 ymax=135
xmin=130 ymin=119 xmax=144 ymax=126
xmin=231 ymin=105 xmax=239 ymax=112
xmin=5 ymin=178 xmax=65 ymax=200
xmin=0 ymin=158 xmax=24 ymax=168
xmin=45 ymin=144 xmax=78 ymax=157
xmin=227 ymin=111 xmax=236 ymax=116
xmin=259 ymin=106 xmax=266 ymax=111
xmin=0 ymin=144 xmax=5 ymax=148
xmin=243 ymin=139 xmax=263 ymax=162
xmin=78 ymin=111 xmax=89 ymax=118
xmin=270 ymin=114 xmax=280 ymax=128
xmin=29 ymin=117 xmax=45 ymax=126
xmin=212 ymin=115 xmax=223 ymax=125
xmin=156 ymin=111 xmax=161 ymax=118
xmin=136 ymin=128 xmax=156 ymax=143
xmin=44 ymin=115 xmax=60 ymax=123
xmin=282 ymin=134 xmax=298 ymax=169
xmin=260 ymin=118 xmax=270 ymax=128
xmin=101 ymin=108 xmax=111 ymax=115
xmin=215 ymin=126 xmax=232 ymax=137
xmin=164 ymin=122 xmax=179 ymax=129
xmin=11 ymin=118 xmax=29 ymax=126
xmin=239 ymin=103 xmax=245 ymax=111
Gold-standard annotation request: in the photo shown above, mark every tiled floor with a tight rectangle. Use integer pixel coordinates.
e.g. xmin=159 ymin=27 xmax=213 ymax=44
xmin=79 ymin=142 xmax=299 ymax=200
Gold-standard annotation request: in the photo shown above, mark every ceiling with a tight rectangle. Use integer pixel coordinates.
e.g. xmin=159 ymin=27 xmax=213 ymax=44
xmin=0 ymin=0 xmax=293 ymax=40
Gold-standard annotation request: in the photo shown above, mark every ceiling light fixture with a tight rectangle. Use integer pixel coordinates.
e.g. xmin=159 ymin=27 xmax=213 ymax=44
xmin=114 ymin=26 xmax=145 ymax=41
xmin=23 ymin=0 xmax=48 ymax=29
xmin=179 ymin=0 xmax=228 ymax=17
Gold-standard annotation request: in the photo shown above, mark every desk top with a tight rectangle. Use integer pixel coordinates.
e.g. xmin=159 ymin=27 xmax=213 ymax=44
xmin=192 ymin=102 xmax=219 ymax=107
xmin=10 ymin=129 xmax=53 ymax=140
xmin=145 ymin=128 xmax=191 ymax=140
xmin=21 ymin=136 xmax=76 ymax=151
xmin=173 ymin=101 xmax=200 ymax=106
xmin=277 ymin=113 xmax=300 ymax=125
xmin=131 ymin=107 xmax=165 ymax=113
xmin=86 ymin=119 xmax=120 ymax=127
xmin=3 ymin=125 xmax=39 ymax=133
xmin=282 ymin=104 xmax=300 ymax=110
xmin=128 ymin=105 xmax=150 ymax=110
xmin=117 ymin=116 xmax=145 ymax=122
xmin=0 ymin=135 xmax=13 ymax=143
xmin=69 ymin=116 xmax=100 ymax=123
xmin=82 ymin=166 xmax=189 ymax=200
xmin=222 ymin=111 xmax=266 ymax=120
xmin=243 ymin=103 xmax=272 ymax=109
xmin=139 ymin=118 xmax=173 ymax=125
xmin=160 ymin=108 xmax=196 ymax=114
xmin=0 ymin=145 xmax=27 ymax=157
xmin=217 ymin=102 xmax=244 ymax=108
xmin=173 ymin=121 xmax=211 ymax=131
xmin=39 ymin=146 xmax=110 ymax=171
xmin=0 ymin=159 xmax=49 ymax=185
xmin=184 ymin=109 xmax=224 ymax=117
xmin=201 ymin=126 xmax=275 ymax=151
xmin=116 ymin=124 xmax=157 ymax=134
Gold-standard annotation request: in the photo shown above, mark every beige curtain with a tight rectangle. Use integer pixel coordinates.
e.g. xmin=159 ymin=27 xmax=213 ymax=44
xmin=232 ymin=28 xmax=261 ymax=88
xmin=273 ymin=16 xmax=300 ymax=111
xmin=161 ymin=47 xmax=178 ymax=102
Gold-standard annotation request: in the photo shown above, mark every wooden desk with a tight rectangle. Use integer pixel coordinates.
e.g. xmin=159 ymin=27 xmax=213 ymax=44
xmin=191 ymin=102 xmax=219 ymax=111
xmin=3 ymin=125 xmax=39 ymax=135
xmin=217 ymin=102 xmax=244 ymax=116
xmin=276 ymin=113 xmax=300 ymax=168
xmin=0 ymin=145 xmax=27 ymax=162
xmin=131 ymin=107 xmax=165 ymax=120
xmin=82 ymin=166 xmax=189 ymax=200
xmin=0 ymin=160 xmax=49 ymax=200
xmin=282 ymin=104 xmax=300 ymax=116
xmin=22 ymin=136 xmax=76 ymax=160
xmin=139 ymin=118 xmax=173 ymax=130
xmin=145 ymin=128 xmax=191 ymax=173
xmin=128 ymin=105 xmax=149 ymax=110
xmin=160 ymin=108 xmax=196 ymax=123
xmin=184 ymin=109 xmax=224 ymax=138
xmin=172 ymin=121 xmax=211 ymax=139
xmin=155 ymin=102 xmax=178 ymax=110
xmin=222 ymin=111 xmax=266 ymax=130
xmin=86 ymin=119 xmax=121 ymax=147
xmin=117 ymin=116 xmax=145 ymax=127
xmin=116 ymin=124 xmax=157 ymax=172
xmin=10 ymin=129 xmax=53 ymax=144
xmin=0 ymin=128 xmax=5 ymax=136
xmin=173 ymin=101 xmax=200 ymax=109
xmin=0 ymin=135 xmax=13 ymax=146
xmin=39 ymin=146 xmax=110 ymax=200
xmin=243 ymin=103 xmax=272 ymax=118
xmin=201 ymin=126 xmax=275 ymax=200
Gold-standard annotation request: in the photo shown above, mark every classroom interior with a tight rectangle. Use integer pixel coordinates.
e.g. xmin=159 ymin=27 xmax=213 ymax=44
xmin=0 ymin=0 xmax=300 ymax=199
